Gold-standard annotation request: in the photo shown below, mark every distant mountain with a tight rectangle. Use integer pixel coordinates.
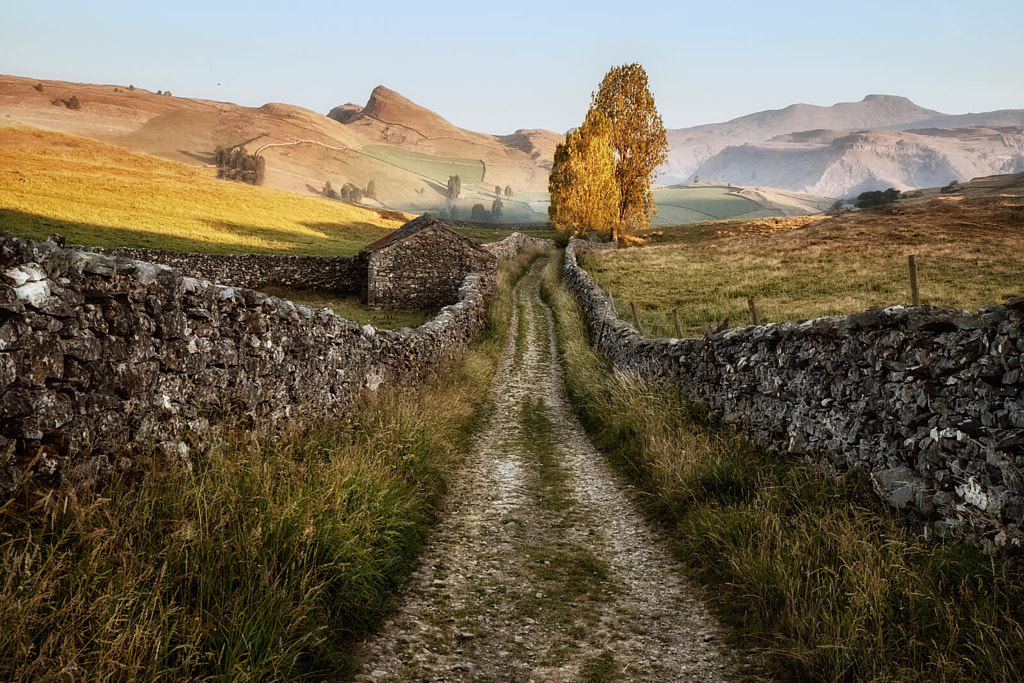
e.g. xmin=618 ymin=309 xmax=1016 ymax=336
xmin=664 ymin=95 xmax=1024 ymax=195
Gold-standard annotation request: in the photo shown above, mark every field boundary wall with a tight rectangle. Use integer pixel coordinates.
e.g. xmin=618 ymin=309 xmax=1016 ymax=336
xmin=564 ymin=238 xmax=1024 ymax=546
xmin=0 ymin=233 xmax=550 ymax=495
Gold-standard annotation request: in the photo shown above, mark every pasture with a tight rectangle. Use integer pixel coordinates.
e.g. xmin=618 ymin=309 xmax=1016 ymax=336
xmin=360 ymin=144 xmax=485 ymax=184
xmin=583 ymin=199 xmax=1024 ymax=338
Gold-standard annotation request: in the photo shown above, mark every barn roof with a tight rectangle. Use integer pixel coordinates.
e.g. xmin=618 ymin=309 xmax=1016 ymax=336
xmin=363 ymin=214 xmax=494 ymax=257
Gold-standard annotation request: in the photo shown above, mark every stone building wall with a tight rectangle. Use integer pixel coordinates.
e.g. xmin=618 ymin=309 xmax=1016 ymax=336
xmin=367 ymin=224 xmax=497 ymax=310
xmin=0 ymin=234 xmax=536 ymax=496
xmin=564 ymin=238 xmax=1024 ymax=546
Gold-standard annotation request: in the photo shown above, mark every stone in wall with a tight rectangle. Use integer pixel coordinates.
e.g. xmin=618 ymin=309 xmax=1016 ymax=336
xmin=564 ymin=237 xmax=1024 ymax=548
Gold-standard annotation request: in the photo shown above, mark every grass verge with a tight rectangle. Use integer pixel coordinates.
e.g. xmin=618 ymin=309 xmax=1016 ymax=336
xmin=0 ymin=249 xmax=542 ymax=681
xmin=540 ymin=252 xmax=1024 ymax=682
xmin=259 ymin=286 xmax=433 ymax=330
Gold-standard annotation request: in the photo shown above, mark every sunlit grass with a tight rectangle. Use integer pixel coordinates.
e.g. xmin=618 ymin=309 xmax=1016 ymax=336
xmin=585 ymin=209 xmax=1024 ymax=337
xmin=0 ymin=121 xmax=404 ymax=255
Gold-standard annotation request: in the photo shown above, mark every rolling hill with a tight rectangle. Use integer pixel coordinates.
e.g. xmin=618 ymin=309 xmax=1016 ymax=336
xmin=0 ymin=75 xmax=560 ymax=222
xmin=5 ymin=74 xmax=1021 ymax=219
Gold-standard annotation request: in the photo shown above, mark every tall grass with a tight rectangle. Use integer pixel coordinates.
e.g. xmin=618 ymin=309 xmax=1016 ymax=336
xmin=540 ymin=253 xmax=1024 ymax=681
xmin=0 ymin=250 xmax=542 ymax=681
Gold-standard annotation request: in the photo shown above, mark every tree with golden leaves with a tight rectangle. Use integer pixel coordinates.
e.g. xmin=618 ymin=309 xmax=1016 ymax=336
xmin=548 ymin=109 xmax=620 ymax=237
xmin=591 ymin=63 xmax=667 ymax=239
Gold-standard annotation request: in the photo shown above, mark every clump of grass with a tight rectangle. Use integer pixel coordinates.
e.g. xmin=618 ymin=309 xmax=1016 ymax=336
xmin=541 ymin=252 xmax=1024 ymax=682
xmin=0 ymin=250 xmax=543 ymax=680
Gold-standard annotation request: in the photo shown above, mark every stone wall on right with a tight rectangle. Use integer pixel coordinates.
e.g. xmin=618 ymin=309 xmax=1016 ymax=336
xmin=564 ymin=238 xmax=1024 ymax=547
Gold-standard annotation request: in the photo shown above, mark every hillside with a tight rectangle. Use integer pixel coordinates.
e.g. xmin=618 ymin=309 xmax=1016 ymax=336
xmin=0 ymin=120 xmax=404 ymax=254
xmin=0 ymin=75 xmax=560 ymax=223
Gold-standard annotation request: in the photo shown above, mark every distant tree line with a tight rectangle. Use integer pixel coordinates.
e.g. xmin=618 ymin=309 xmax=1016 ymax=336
xmin=469 ymin=198 xmax=503 ymax=222
xmin=855 ymin=187 xmax=901 ymax=209
xmin=323 ymin=178 xmax=379 ymax=203
xmin=214 ymin=146 xmax=266 ymax=185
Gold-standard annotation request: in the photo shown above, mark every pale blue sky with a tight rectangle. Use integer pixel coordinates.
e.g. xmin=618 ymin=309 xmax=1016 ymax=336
xmin=2 ymin=0 xmax=1021 ymax=134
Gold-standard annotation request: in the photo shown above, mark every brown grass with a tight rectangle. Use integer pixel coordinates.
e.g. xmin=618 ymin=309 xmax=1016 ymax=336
xmin=585 ymin=198 xmax=1024 ymax=337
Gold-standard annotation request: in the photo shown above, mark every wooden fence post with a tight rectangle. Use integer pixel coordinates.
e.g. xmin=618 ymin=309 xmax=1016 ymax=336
xmin=908 ymin=254 xmax=920 ymax=306
xmin=747 ymin=297 xmax=759 ymax=326
xmin=673 ymin=308 xmax=682 ymax=338
xmin=629 ymin=301 xmax=645 ymax=336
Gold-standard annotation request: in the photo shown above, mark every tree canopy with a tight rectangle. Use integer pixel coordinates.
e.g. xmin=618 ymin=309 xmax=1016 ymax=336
xmin=548 ymin=108 xmax=620 ymax=236
xmin=591 ymin=63 xmax=668 ymax=237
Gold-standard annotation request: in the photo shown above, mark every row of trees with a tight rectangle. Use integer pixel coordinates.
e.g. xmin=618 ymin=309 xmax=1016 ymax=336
xmin=214 ymin=146 xmax=266 ymax=185
xmin=469 ymin=198 xmax=504 ymax=222
xmin=549 ymin=63 xmax=668 ymax=241
xmin=324 ymin=179 xmax=378 ymax=203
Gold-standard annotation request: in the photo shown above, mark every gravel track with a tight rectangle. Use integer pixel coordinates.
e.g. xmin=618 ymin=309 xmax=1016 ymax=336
xmin=356 ymin=260 xmax=734 ymax=682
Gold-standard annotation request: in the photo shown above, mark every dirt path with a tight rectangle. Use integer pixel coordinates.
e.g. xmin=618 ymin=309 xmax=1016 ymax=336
xmin=357 ymin=261 xmax=733 ymax=682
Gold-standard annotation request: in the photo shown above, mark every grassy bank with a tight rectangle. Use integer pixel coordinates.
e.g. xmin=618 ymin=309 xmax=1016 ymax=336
xmin=540 ymin=253 xmax=1024 ymax=681
xmin=0 ymin=249 xmax=542 ymax=681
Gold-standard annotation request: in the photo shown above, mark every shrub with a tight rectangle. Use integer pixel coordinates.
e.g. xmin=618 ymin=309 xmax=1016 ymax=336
xmin=856 ymin=187 xmax=901 ymax=208
xmin=66 ymin=96 xmax=81 ymax=111
xmin=33 ymin=82 xmax=43 ymax=92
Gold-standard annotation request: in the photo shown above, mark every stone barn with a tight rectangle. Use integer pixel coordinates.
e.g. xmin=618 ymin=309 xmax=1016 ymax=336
xmin=363 ymin=214 xmax=497 ymax=310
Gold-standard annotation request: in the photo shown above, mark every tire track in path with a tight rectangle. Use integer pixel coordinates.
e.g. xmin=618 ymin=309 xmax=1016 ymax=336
xmin=357 ymin=260 xmax=733 ymax=682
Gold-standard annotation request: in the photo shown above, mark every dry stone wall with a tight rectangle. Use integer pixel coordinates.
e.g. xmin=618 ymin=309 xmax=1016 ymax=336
xmin=483 ymin=233 xmax=556 ymax=261
xmin=98 ymin=248 xmax=366 ymax=295
xmin=0 ymin=233 xmax=538 ymax=496
xmin=564 ymin=238 xmax=1024 ymax=547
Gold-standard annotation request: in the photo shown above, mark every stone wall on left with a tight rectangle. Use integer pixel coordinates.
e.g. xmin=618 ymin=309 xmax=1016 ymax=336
xmin=0 ymin=235 xmax=525 ymax=495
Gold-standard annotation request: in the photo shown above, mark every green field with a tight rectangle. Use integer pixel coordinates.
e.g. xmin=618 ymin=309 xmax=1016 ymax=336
xmin=651 ymin=185 xmax=775 ymax=225
xmin=361 ymin=145 xmax=485 ymax=183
